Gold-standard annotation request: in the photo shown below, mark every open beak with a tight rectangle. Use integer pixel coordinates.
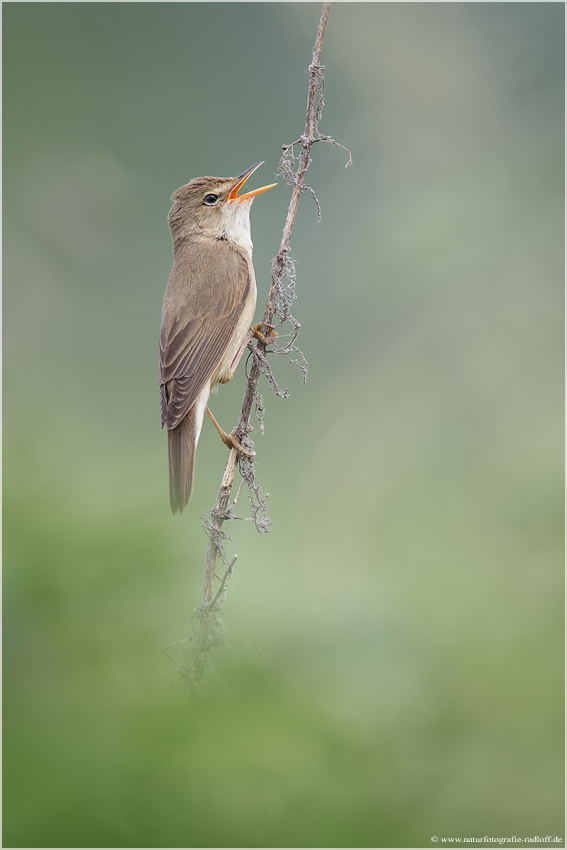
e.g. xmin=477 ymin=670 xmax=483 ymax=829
xmin=227 ymin=161 xmax=277 ymax=202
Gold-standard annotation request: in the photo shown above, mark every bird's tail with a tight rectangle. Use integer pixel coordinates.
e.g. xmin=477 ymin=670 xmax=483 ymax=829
xmin=168 ymin=408 xmax=197 ymax=514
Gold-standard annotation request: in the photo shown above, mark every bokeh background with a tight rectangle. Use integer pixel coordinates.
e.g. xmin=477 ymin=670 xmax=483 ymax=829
xmin=3 ymin=3 xmax=564 ymax=848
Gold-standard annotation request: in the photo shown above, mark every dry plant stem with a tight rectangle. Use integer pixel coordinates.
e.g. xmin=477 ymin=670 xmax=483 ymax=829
xmin=201 ymin=0 xmax=331 ymax=609
xmin=203 ymin=449 xmax=238 ymax=604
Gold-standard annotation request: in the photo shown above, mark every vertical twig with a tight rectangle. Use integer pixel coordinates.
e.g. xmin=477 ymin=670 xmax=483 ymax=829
xmin=185 ymin=0 xmax=348 ymax=683
xmin=203 ymin=450 xmax=238 ymax=604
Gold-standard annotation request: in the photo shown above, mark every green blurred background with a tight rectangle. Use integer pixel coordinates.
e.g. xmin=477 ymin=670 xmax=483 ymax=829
xmin=3 ymin=3 xmax=564 ymax=848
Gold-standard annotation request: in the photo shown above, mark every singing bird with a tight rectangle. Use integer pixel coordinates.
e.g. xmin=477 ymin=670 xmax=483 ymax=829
xmin=160 ymin=162 xmax=276 ymax=514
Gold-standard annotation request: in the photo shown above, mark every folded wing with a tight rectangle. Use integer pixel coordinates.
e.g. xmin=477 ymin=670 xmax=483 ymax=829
xmin=160 ymin=241 xmax=251 ymax=431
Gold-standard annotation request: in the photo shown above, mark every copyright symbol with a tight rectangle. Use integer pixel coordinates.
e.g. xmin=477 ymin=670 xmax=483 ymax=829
xmin=431 ymin=839 xmax=438 ymax=843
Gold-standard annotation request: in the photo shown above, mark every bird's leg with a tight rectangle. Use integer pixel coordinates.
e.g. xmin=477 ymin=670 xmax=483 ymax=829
xmin=206 ymin=407 xmax=254 ymax=459
xmin=218 ymin=323 xmax=278 ymax=386
xmin=218 ymin=333 xmax=253 ymax=384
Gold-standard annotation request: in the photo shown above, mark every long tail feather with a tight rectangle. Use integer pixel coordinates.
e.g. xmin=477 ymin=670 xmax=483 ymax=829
xmin=167 ymin=409 xmax=196 ymax=514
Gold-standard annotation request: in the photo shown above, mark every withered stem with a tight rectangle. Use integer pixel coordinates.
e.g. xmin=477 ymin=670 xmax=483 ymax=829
xmin=197 ymin=0 xmax=332 ymax=658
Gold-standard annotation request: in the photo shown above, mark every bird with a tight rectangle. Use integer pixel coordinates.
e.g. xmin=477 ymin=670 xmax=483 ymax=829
xmin=159 ymin=162 xmax=277 ymax=514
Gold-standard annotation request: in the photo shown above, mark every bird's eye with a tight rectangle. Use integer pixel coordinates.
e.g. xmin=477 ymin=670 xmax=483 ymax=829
xmin=203 ymin=193 xmax=219 ymax=206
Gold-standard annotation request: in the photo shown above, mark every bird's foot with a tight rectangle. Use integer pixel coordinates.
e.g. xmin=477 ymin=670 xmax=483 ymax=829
xmin=206 ymin=407 xmax=254 ymax=459
xmin=251 ymin=322 xmax=277 ymax=347
xmin=220 ymin=430 xmax=255 ymax=460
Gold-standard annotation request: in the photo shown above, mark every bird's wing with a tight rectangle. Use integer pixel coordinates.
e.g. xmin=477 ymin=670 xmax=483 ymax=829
xmin=159 ymin=241 xmax=252 ymax=430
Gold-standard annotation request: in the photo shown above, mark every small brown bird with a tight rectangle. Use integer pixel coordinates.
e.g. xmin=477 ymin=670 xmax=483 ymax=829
xmin=160 ymin=162 xmax=276 ymax=514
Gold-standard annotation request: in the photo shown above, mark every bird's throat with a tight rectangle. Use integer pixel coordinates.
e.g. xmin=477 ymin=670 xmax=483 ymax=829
xmin=221 ymin=199 xmax=254 ymax=255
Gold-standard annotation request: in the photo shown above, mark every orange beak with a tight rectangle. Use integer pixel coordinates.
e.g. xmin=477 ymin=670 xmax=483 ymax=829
xmin=227 ymin=161 xmax=277 ymax=202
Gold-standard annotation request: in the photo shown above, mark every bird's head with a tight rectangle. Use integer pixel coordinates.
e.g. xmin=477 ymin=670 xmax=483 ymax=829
xmin=168 ymin=162 xmax=276 ymax=251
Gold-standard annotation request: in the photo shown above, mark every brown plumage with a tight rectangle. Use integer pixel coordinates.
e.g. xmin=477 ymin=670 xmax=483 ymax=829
xmin=159 ymin=163 xmax=276 ymax=513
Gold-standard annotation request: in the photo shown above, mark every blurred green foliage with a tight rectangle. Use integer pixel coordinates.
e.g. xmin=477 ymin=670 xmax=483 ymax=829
xmin=3 ymin=3 xmax=564 ymax=848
